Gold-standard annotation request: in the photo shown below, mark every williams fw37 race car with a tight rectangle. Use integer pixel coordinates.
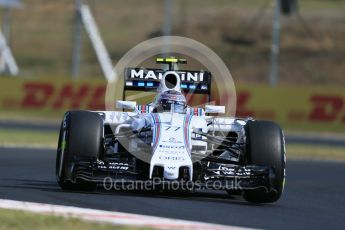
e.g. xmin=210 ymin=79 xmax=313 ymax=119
xmin=56 ymin=58 xmax=286 ymax=203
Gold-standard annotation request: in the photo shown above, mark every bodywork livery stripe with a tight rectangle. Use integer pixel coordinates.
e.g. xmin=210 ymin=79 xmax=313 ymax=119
xmin=150 ymin=114 xmax=161 ymax=153
xmin=183 ymin=115 xmax=192 ymax=156
xmin=137 ymin=105 xmax=149 ymax=114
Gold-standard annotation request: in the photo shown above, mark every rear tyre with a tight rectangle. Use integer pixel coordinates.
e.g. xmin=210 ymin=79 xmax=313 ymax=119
xmin=243 ymin=121 xmax=286 ymax=203
xmin=56 ymin=111 xmax=103 ymax=190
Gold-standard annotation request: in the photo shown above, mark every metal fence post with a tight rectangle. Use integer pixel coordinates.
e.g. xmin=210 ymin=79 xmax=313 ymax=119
xmin=71 ymin=0 xmax=83 ymax=79
xmin=269 ymin=0 xmax=282 ymax=87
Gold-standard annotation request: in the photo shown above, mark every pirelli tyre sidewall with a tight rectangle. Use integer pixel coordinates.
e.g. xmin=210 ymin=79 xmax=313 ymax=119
xmin=56 ymin=111 xmax=103 ymax=190
xmin=243 ymin=120 xmax=286 ymax=203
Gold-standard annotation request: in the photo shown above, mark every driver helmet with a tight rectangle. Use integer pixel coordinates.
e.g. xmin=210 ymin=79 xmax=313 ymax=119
xmin=153 ymin=90 xmax=187 ymax=113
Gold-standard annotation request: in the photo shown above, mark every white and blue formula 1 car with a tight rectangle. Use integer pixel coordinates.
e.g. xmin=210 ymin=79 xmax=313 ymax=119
xmin=56 ymin=58 xmax=286 ymax=203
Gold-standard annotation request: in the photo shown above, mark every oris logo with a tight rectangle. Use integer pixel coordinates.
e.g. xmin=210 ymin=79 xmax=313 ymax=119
xmin=159 ymin=156 xmax=185 ymax=161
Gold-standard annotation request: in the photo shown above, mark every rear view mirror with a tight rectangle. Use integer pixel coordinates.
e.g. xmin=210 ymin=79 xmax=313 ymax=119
xmin=116 ymin=100 xmax=137 ymax=110
xmin=205 ymin=105 xmax=225 ymax=114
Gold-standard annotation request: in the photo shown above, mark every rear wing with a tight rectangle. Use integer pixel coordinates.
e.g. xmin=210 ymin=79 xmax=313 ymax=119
xmin=123 ymin=67 xmax=212 ymax=95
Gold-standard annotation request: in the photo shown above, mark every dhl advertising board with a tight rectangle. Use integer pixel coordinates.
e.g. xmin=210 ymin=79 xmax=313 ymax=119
xmin=0 ymin=77 xmax=344 ymax=132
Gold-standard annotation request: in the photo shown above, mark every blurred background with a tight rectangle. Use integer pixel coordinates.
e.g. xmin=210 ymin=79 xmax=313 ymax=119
xmin=0 ymin=0 xmax=344 ymax=160
xmin=1 ymin=0 xmax=344 ymax=83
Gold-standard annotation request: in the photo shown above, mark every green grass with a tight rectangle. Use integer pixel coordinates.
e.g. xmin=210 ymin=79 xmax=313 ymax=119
xmin=0 ymin=128 xmax=57 ymax=148
xmin=0 ymin=208 xmax=144 ymax=230
xmin=0 ymin=111 xmax=62 ymax=124
xmin=286 ymin=144 xmax=345 ymax=161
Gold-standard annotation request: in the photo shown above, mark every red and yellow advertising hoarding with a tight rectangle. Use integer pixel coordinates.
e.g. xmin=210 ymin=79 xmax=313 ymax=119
xmin=0 ymin=77 xmax=344 ymax=132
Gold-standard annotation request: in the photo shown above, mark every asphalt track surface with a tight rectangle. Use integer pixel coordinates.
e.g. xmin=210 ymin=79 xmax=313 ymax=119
xmin=1 ymin=120 xmax=345 ymax=147
xmin=0 ymin=147 xmax=344 ymax=229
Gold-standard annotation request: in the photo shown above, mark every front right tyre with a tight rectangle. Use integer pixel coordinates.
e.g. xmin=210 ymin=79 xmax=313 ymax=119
xmin=56 ymin=111 xmax=103 ymax=190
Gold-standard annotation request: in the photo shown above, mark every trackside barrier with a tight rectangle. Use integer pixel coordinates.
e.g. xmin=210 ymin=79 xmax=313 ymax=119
xmin=0 ymin=77 xmax=344 ymax=132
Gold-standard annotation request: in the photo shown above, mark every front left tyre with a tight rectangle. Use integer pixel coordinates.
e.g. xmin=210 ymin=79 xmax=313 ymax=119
xmin=243 ymin=120 xmax=286 ymax=203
